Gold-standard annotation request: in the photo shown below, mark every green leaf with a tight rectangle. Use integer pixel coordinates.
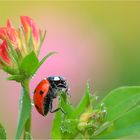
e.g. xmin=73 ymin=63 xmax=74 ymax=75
xmin=93 ymin=121 xmax=113 ymax=136
xmin=95 ymin=106 xmax=140 ymax=139
xmin=59 ymin=92 xmax=75 ymax=117
xmin=96 ymin=86 xmax=140 ymax=121
xmin=52 ymin=83 xmax=90 ymax=139
xmin=52 ymin=92 xmax=75 ymax=139
xmin=24 ymin=132 xmax=32 ymax=140
xmin=52 ymin=110 xmax=62 ymax=139
xmin=61 ymin=119 xmax=79 ymax=139
xmin=20 ymin=51 xmax=39 ymax=76
xmin=7 ymin=75 xmax=25 ymax=82
xmin=15 ymin=80 xmax=31 ymax=139
xmin=0 ymin=123 xmax=6 ymax=139
xmin=74 ymin=82 xmax=90 ymax=116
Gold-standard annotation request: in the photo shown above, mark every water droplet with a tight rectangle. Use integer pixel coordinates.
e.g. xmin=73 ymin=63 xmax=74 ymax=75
xmin=60 ymin=126 xmax=67 ymax=133
xmin=32 ymin=73 xmax=37 ymax=79
xmin=95 ymin=96 xmax=98 ymax=100
xmin=58 ymin=96 xmax=61 ymax=100
xmin=31 ymin=102 xmax=34 ymax=106
xmin=102 ymin=109 xmax=107 ymax=113
xmin=101 ymin=102 xmax=104 ymax=107
xmin=32 ymin=76 xmax=35 ymax=79
xmin=20 ymin=100 xmax=23 ymax=104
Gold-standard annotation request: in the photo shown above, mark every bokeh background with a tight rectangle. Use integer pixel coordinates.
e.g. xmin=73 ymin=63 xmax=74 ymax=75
xmin=0 ymin=1 xmax=140 ymax=139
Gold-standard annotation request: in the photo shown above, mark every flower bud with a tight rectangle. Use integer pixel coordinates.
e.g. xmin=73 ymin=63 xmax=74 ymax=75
xmin=0 ymin=16 xmax=46 ymax=75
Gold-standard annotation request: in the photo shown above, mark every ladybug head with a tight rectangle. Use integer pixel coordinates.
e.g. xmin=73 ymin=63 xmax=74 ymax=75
xmin=47 ymin=76 xmax=68 ymax=93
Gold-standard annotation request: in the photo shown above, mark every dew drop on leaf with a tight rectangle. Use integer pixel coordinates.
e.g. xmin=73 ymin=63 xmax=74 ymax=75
xmin=101 ymin=102 xmax=104 ymax=107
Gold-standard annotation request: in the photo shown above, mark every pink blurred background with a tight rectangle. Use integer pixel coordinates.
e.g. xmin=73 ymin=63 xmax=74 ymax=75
xmin=1 ymin=1 xmax=140 ymax=139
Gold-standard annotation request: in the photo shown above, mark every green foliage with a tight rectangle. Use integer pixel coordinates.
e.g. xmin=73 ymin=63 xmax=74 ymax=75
xmin=98 ymin=86 xmax=140 ymax=121
xmin=0 ymin=123 xmax=6 ymax=139
xmin=93 ymin=86 xmax=140 ymax=139
xmin=52 ymin=83 xmax=90 ymax=139
xmin=51 ymin=109 xmax=62 ymax=139
xmin=52 ymin=85 xmax=140 ymax=139
xmin=95 ymin=106 xmax=140 ymax=139
xmin=52 ymin=92 xmax=76 ymax=139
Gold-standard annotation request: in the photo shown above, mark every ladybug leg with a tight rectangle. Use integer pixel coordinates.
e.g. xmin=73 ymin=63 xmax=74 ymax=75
xmin=50 ymin=107 xmax=66 ymax=114
xmin=67 ymin=90 xmax=71 ymax=98
xmin=49 ymin=100 xmax=66 ymax=114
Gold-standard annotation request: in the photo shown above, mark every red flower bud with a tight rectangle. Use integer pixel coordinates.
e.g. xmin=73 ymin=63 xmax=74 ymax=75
xmin=0 ymin=40 xmax=11 ymax=64
xmin=0 ymin=16 xmax=45 ymax=71
xmin=20 ymin=16 xmax=39 ymax=45
xmin=0 ymin=20 xmax=20 ymax=67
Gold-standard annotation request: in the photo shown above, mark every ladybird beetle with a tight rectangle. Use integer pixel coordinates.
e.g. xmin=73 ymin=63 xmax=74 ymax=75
xmin=33 ymin=76 xmax=68 ymax=116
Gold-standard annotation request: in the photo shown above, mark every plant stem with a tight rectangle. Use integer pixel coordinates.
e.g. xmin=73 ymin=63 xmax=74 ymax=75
xmin=15 ymin=78 xmax=32 ymax=139
xmin=21 ymin=79 xmax=31 ymax=139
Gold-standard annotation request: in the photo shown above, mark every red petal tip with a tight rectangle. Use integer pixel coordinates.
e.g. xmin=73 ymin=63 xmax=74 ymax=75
xmin=7 ymin=19 xmax=12 ymax=28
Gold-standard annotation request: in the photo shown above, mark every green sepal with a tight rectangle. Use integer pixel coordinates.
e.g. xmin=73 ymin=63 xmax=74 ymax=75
xmin=40 ymin=30 xmax=47 ymax=45
xmin=20 ymin=51 xmax=39 ymax=77
xmin=6 ymin=36 xmax=19 ymax=66
xmin=7 ymin=75 xmax=25 ymax=82
xmin=38 ymin=51 xmax=57 ymax=69
xmin=36 ymin=30 xmax=47 ymax=55
xmin=27 ymin=29 xmax=33 ymax=53
xmin=32 ymin=51 xmax=57 ymax=74
xmin=0 ymin=56 xmax=19 ymax=75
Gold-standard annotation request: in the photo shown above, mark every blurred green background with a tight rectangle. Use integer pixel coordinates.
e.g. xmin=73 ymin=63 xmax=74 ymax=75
xmin=0 ymin=1 xmax=140 ymax=139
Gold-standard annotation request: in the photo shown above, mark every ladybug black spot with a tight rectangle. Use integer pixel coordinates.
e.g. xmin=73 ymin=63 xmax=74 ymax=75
xmin=35 ymin=105 xmax=39 ymax=109
xmin=40 ymin=90 xmax=44 ymax=95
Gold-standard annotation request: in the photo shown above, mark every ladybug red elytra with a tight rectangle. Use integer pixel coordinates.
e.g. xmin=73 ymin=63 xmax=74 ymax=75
xmin=33 ymin=76 xmax=68 ymax=116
